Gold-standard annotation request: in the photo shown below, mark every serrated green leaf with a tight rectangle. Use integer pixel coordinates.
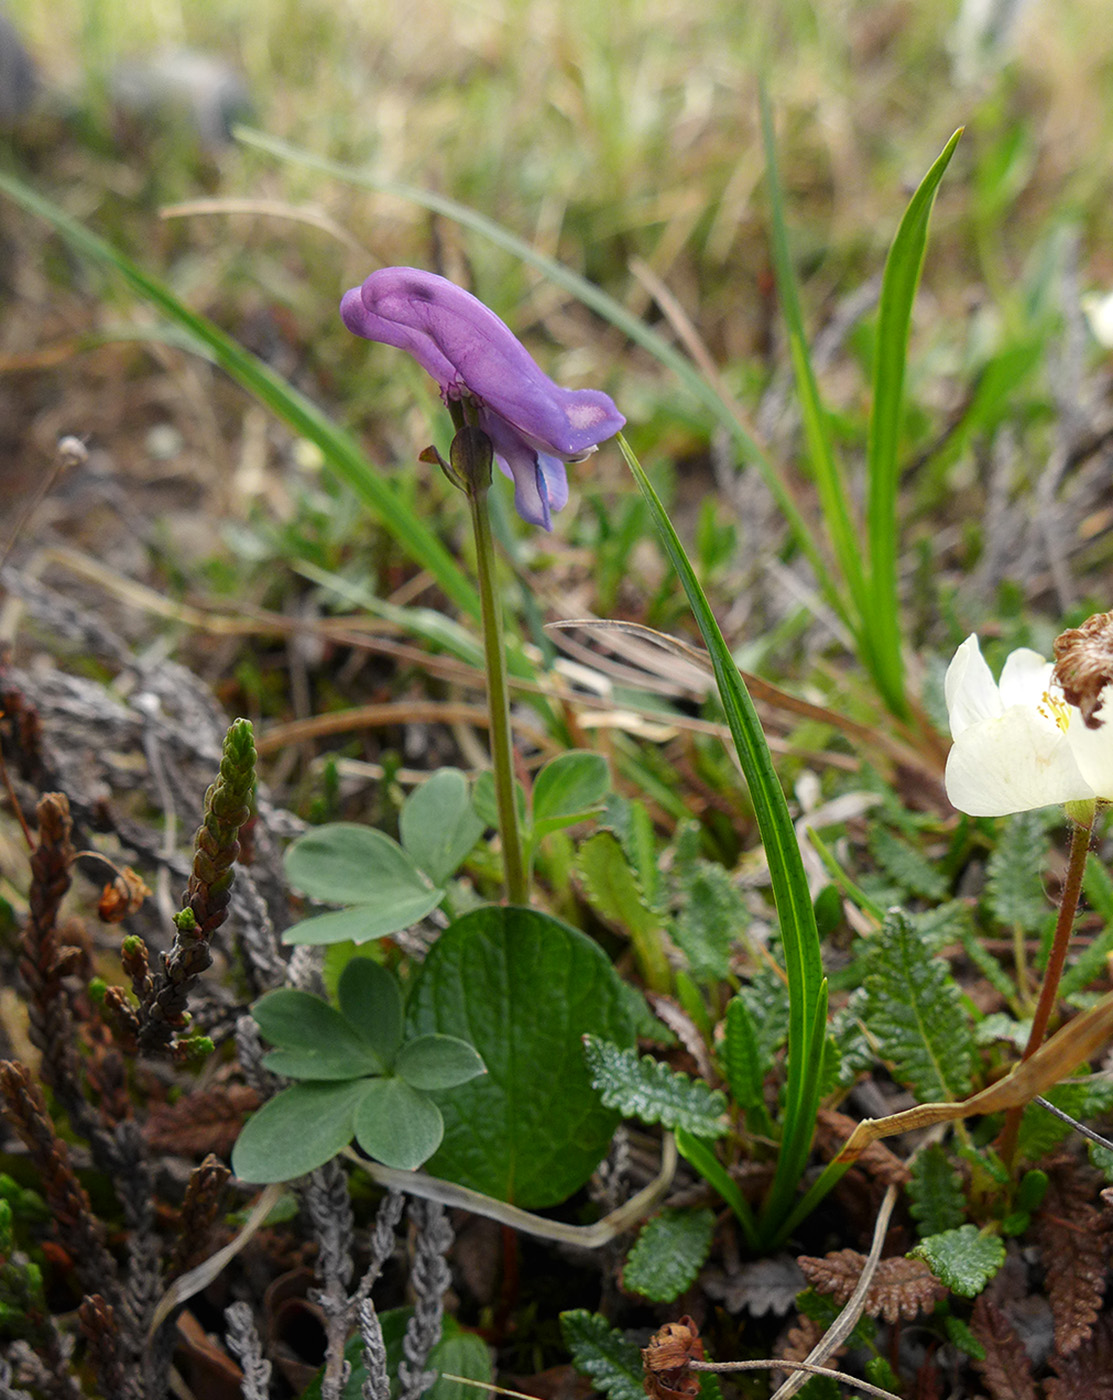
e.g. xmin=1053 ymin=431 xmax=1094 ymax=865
xmin=400 ymin=769 xmax=484 ymax=885
xmin=338 ymin=957 xmax=404 ymax=1065
xmin=721 ymin=994 xmax=771 ymax=1114
xmin=395 ymin=1035 xmax=486 ymax=1090
xmin=604 ymin=794 xmax=662 ymax=907
xmin=232 ymin=1080 xmax=371 ymax=1182
xmin=869 ymin=826 xmax=948 ymax=901
xmin=908 ymin=1143 xmax=966 ymax=1237
xmin=406 ymin=906 xmax=633 ymax=1207
xmin=531 ymin=751 xmax=609 ymax=834
xmin=560 ymin=1311 xmax=644 ymax=1400
xmin=912 ymin=1225 xmax=1006 ymax=1298
xmin=942 ymin=1314 xmax=985 ymax=1361
xmin=252 ymin=988 xmax=384 ymax=1079
xmin=863 ymin=908 xmax=975 ymax=1102
xmin=1014 ymin=1077 xmax=1113 ymax=1162
xmin=576 ymin=830 xmax=670 ymax=991
xmin=623 ymin=1208 xmax=715 ymax=1301
xmin=672 ymin=861 xmax=747 ymax=983
xmin=352 ymin=1077 xmax=443 ymax=1169
xmin=583 ymin=1036 xmax=728 ymax=1137
xmin=986 ymin=812 xmax=1049 ymax=934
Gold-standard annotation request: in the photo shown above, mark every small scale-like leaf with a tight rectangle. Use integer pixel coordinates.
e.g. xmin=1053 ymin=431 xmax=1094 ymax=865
xmin=912 ymin=1224 xmax=1006 ymax=1298
xmin=338 ymin=957 xmax=404 ymax=1065
xmin=560 ymin=1310 xmax=644 ymax=1400
xmin=532 ymin=751 xmax=609 ymax=834
xmin=395 ymin=1035 xmax=486 ymax=1090
xmin=400 ymin=768 xmax=484 ymax=884
xmin=285 ymin=823 xmax=430 ymax=904
xmin=623 ymin=1208 xmax=715 ymax=1301
xmin=583 ymin=1035 xmax=728 ymax=1137
xmin=282 ymin=888 xmax=444 ymax=946
xmin=353 ymin=1077 xmax=443 ymax=1170
xmin=252 ymin=988 xmax=383 ymax=1078
xmin=232 ymin=1080 xmax=371 ymax=1182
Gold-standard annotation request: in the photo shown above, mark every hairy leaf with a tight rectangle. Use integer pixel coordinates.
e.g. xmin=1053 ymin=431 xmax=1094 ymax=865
xmin=1045 ymin=1314 xmax=1113 ymax=1399
xmin=583 ymin=1037 xmax=728 ymax=1137
xmin=912 ymin=1225 xmax=1006 ymax=1298
xmin=672 ymin=861 xmax=747 ymax=983
xmin=908 ymin=1143 xmax=967 ymax=1237
xmin=869 ymin=826 xmax=948 ymax=901
xmin=623 ymin=1208 xmax=715 ymax=1302
xmin=863 ymin=908 xmax=975 ymax=1102
xmin=1034 ymin=1161 xmax=1110 ymax=1356
xmin=986 ymin=811 xmax=1050 ymax=934
xmin=1015 ymin=1077 xmax=1113 ymax=1162
xmin=721 ymin=994 xmax=772 ymax=1117
xmin=560 ymin=1310 xmax=644 ymax=1400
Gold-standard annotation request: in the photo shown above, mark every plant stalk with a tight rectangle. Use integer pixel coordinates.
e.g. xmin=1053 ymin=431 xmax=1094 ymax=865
xmin=466 ymin=480 xmax=528 ymax=905
xmin=998 ymin=815 xmax=1092 ymax=1166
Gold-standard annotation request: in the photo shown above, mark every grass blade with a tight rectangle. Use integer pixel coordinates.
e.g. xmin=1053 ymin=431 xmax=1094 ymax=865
xmin=759 ymin=87 xmax=862 ymax=635
xmin=619 ymin=434 xmax=825 ymax=1242
xmin=235 ymin=124 xmax=841 ymax=607
xmin=865 ymin=129 xmax=963 ymax=718
xmin=0 ymin=167 xmax=479 ymax=621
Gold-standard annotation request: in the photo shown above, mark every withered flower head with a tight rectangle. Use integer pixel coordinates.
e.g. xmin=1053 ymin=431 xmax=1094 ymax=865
xmin=98 ymin=866 xmax=152 ymax=923
xmin=1053 ymin=610 xmax=1113 ymax=730
xmin=642 ymin=1316 xmax=704 ymax=1400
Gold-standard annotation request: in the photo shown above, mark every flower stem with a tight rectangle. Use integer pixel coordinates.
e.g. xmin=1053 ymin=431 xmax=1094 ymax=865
xmin=466 ymin=480 xmax=529 ymax=905
xmin=998 ymin=815 xmax=1092 ymax=1167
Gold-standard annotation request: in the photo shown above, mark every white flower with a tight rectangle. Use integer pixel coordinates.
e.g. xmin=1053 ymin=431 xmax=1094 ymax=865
xmin=943 ymin=635 xmax=1113 ymax=817
xmin=1082 ymin=290 xmax=1113 ymax=349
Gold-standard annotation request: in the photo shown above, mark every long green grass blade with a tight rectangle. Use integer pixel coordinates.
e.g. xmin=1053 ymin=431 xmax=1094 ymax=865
xmin=0 ymin=167 xmax=479 ymax=621
xmin=865 ymin=129 xmax=963 ymax=718
xmin=235 ymin=125 xmax=841 ymax=607
xmin=619 ymin=434 xmax=825 ymax=1241
xmin=675 ymin=1129 xmax=758 ymax=1248
xmin=759 ymin=88 xmax=862 ymax=635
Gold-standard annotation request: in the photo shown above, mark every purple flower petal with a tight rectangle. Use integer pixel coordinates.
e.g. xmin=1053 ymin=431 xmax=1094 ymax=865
xmin=340 ymin=267 xmax=623 ymax=527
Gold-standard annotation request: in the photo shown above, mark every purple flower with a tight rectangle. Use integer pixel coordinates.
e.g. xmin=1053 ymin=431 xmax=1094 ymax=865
xmin=340 ymin=267 xmax=625 ymax=530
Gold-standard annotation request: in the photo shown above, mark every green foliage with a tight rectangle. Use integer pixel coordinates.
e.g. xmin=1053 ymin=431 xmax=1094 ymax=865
xmin=863 ymin=908 xmax=975 ymax=1102
xmin=576 ymin=830 xmax=670 ymax=991
xmin=282 ymin=823 xmax=445 ymax=946
xmin=399 ymin=768 xmax=484 ymax=886
xmin=721 ymin=993 xmax=773 ymax=1131
xmin=531 ymin=750 xmax=610 ymax=838
xmin=560 ymin=1311 xmax=644 ymax=1400
xmin=622 ymin=1207 xmax=716 ymax=1302
xmin=233 ymin=960 xmax=485 ymax=1181
xmin=943 ymin=1313 xmax=986 ymax=1361
xmin=985 ymin=811 xmax=1050 ymax=933
xmin=604 ymin=794 xmax=663 ymax=907
xmin=406 ymin=906 xmax=634 ymax=1207
xmin=869 ymin=826 xmax=949 ymax=901
xmin=583 ymin=1037 xmax=728 ymax=1137
xmin=1014 ymin=1078 xmax=1113 ymax=1162
xmin=908 ymin=1144 xmax=967 ymax=1238
xmin=671 ymin=858 xmax=748 ymax=983
xmin=912 ymin=1226 xmax=1007 ymax=1298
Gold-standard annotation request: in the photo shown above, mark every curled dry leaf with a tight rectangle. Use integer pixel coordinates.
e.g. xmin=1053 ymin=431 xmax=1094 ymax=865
xmin=144 ymin=1083 xmax=260 ymax=1158
xmin=1033 ymin=1161 xmax=1110 ymax=1355
xmin=796 ymin=1249 xmax=947 ymax=1323
xmin=642 ymin=1316 xmax=704 ymax=1400
xmin=970 ymin=1296 xmax=1038 ymax=1400
xmin=98 ymin=866 xmax=152 ymax=922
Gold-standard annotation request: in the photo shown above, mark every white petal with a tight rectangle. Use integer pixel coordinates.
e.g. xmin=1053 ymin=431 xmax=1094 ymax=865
xmin=944 ymin=705 xmax=1094 ymax=816
xmin=944 ymin=636 xmax=1002 ymax=738
xmin=1065 ymin=694 xmax=1113 ymax=799
xmin=997 ymin=648 xmax=1054 ymax=708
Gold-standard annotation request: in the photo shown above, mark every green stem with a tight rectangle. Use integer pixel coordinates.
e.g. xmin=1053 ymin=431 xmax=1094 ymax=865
xmin=466 ymin=480 xmax=529 ymax=906
xmin=999 ymin=815 xmax=1092 ymax=1167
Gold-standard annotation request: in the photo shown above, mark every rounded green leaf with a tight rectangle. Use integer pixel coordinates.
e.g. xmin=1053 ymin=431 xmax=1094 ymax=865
xmin=395 ymin=1034 xmax=486 ymax=1090
xmin=232 ymin=1080 xmax=371 ymax=1182
xmin=281 ymin=889 xmax=444 ymax=947
xmin=531 ymin=750 xmax=609 ymax=832
xmin=338 ymin=957 xmax=404 ymax=1065
xmin=400 ymin=769 xmax=484 ymax=885
xmin=284 ymin=823 xmax=434 ymax=906
xmin=252 ymin=988 xmax=383 ymax=1078
xmin=353 ymin=1077 xmax=443 ymax=1170
xmin=406 ymin=905 xmax=634 ymax=1208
